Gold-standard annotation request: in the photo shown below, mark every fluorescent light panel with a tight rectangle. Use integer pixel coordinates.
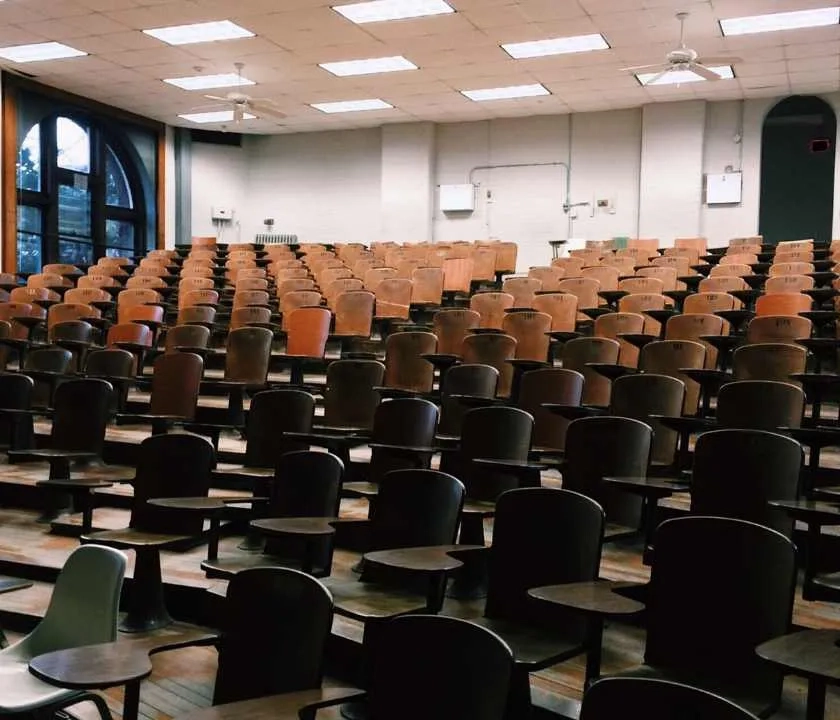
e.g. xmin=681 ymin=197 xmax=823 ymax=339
xmin=164 ymin=73 xmax=255 ymax=90
xmin=461 ymin=83 xmax=550 ymax=101
xmin=0 ymin=42 xmax=86 ymax=63
xmin=320 ymin=55 xmax=417 ymax=76
xmin=502 ymin=33 xmax=609 ymax=59
xmin=144 ymin=20 xmax=254 ymax=46
xmin=178 ymin=110 xmax=256 ymax=123
xmin=333 ymin=0 xmax=454 ymax=24
xmin=636 ymin=65 xmax=734 ymax=86
xmin=311 ymin=99 xmax=393 ymax=113
xmin=720 ymin=7 xmax=839 ymax=36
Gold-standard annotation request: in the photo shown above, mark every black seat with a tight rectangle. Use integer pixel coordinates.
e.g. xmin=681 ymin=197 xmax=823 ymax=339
xmin=471 ymin=487 xmax=605 ymax=716
xmin=581 ymin=677 xmax=760 ymax=720
xmin=562 ymin=416 xmax=651 ymax=537
xmin=213 ymin=567 xmax=334 ymax=705
xmin=610 ymin=516 xmax=796 ymax=718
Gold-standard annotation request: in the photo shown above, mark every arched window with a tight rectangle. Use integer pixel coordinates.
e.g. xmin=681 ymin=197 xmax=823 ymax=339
xmin=16 ymin=115 xmax=147 ymax=272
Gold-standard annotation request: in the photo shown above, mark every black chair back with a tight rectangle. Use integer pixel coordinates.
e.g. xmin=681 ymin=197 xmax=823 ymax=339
xmin=322 ymin=359 xmax=385 ymax=430
xmin=438 ymin=363 xmax=499 ymax=436
xmin=485 ymin=488 xmax=603 ymax=643
xmin=129 ymin=433 xmax=215 ymax=535
xmin=581 ymin=677 xmax=760 ymax=720
xmin=646 ymin=516 xmax=796 ymax=714
xmin=244 ymin=389 xmax=315 ymax=468
xmin=24 ymin=346 xmax=72 ymax=373
xmin=0 ymin=374 xmax=33 ymax=449
xmin=517 ymin=367 xmax=584 ymax=451
xmin=51 ymin=379 xmax=113 ymax=455
xmin=368 ymin=615 xmax=513 ymax=720
xmin=443 ymin=406 xmax=533 ymax=501
xmin=716 ymin=381 xmax=805 ymax=431
xmin=563 ymin=416 xmax=651 ymax=529
xmin=368 ymin=398 xmax=439 ymax=484
xmin=213 ymin=567 xmax=333 ymax=705
xmin=691 ymin=429 xmax=802 ymax=536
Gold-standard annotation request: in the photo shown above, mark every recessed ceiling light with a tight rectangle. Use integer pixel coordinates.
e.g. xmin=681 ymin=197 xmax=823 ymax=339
xmin=333 ymin=0 xmax=454 ymax=24
xmin=0 ymin=42 xmax=87 ymax=63
xmin=319 ymin=55 xmax=418 ymax=76
xmin=164 ymin=73 xmax=255 ymax=90
xmin=720 ymin=7 xmax=839 ymax=36
xmin=310 ymin=99 xmax=393 ymax=113
xmin=178 ymin=110 xmax=256 ymax=123
xmin=461 ymin=83 xmax=550 ymax=102
xmin=636 ymin=66 xmax=734 ymax=86
xmin=144 ymin=20 xmax=254 ymax=46
xmin=502 ymin=33 xmax=610 ymax=59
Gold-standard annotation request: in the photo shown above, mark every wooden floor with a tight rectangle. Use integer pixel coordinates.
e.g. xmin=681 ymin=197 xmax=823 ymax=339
xmin=1 ymin=423 xmax=840 ymax=719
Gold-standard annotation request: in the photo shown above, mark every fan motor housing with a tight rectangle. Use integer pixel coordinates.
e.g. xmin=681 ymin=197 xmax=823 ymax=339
xmin=667 ymin=48 xmax=698 ymax=64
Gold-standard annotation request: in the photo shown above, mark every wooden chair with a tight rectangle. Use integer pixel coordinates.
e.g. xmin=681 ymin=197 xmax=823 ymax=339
xmin=581 ymin=677 xmax=760 ymax=720
xmin=641 ymin=339 xmax=706 ymax=415
xmin=333 ymin=290 xmax=375 ymax=340
xmin=611 ymin=517 xmax=795 ymax=717
xmin=764 ymin=274 xmax=814 ymax=293
xmin=618 ymin=277 xmax=665 ymax=296
xmin=595 ymin=312 xmax=646 ymax=368
xmin=768 ymin=261 xmax=814 ymax=277
xmin=502 ymin=310 xmax=551 ymax=362
xmin=277 ymin=278 xmax=317 ymax=298
xmin=502 ymin=277 xmax=541 ymax=308
xmin=375 ymin=278 xmax=412 ymax=320
xmin=651 ymin=255 xmax=691 ymax=277
xmin=528 ymin=266 xmax=564 ymax=292
xmin=683 ymin=292 xmax=737 ymax=314
xmin=178 ymin=305 xmax=216 ymax=328
xmin=106 ymin=323 xmax=153 ymax=373
xmin=519 ymin=367 xmax=584 ymax=453
xmin=211 ymin=567 xmax=334 ymax=705
xmin=232 ymin=290 xmax=271 ymax=311
xmin=754 ymin=292 xmax=812 ymax=316
xmin=469 ymin=487 xmax=605 ymax=716
xmin=433 ymin=308 xmax=480 ymax=356
xmin=323 ymin=279 xmax=362 ymax=307
xmin=443 ymin=258 xmax=475 ymax=296
xmin=116 ymin=353 xmax=204 ymax=434
xmin=732 ymin=343 xmax=808 ymax=383
xmin=561 ymin=337 xmax=620 ymax=407
xmin=533 ymin=293 xmax=578 ymax=338
xmin=383 ymin=332 xmax=437 ymax=394
xmin=495 ymin=241 xmax=518 ymax=274
xmin=558 ymin=277 xmax=602 ymax=321
xmin=637 ymin=265 xmax=679 ymax=292
xmin=206 ymin=451 xmax=342 ymax=579
xmin=551 ymin=256 xmax=585 ymax=276
xmin=715 ymin=380 xmax=804 ymax=432
xmin=164 ymin=324 xmax=210 ymax=354
xmin=746 ymin=316 xmax=811 ymax=345
xmin=83 ymin=349 xmax=134 ymax=411
xmin=720 ymin=252 xmax=758 ymax=266
xmin=321 ymin=360 xmax=385 ymax=431
xmin=230 ymin=306 xmax=272 ymax=331
xmin=618 ymin=293 xmax=668 ymax=336
xmin=117 ymin=289 xmax=161 ymax=324
xmin=582 ymin=266 xmax=620 ymax=292
xmin=709 ymin=264 xmax=752 ymax=278
xmin=664 ymin=313 xmax=726 ymax=369
xmin=563 ymin=416 xmax=651 ymax=534
xmin=470 ymin=292 xmax=514 ymax=330
xmin=600 ymin=255 xmax=637 ymax=275
xmin=179 ymin=289 xmax=219 ymax=310
xmin=279 ymin=290 xmax=323 ymax=330
xmin=364 ymin=267 xmax=398 ymax=292
xmin=276 ymin=307 xmax=332 ymax=385
xmin=437 ymin=364 xmax=499 ymax=437
xmin=691 ymin=429 xmax=801 ymax=537
xmin=698 ymin=276 xmax=748 ymax=295
xmin=462 ymin=333 xmax=516 ymax=398
xmin=410 ymin=267 xmax=443 ymax=306
xmin=674 ymin=236 xmax=708 ymax=254
xmin=83 ymin=433 xmax=216 ymax=632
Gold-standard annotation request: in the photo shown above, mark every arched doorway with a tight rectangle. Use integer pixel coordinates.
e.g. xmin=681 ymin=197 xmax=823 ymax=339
xmin=759 ymin=95 xmax=836 ymax=246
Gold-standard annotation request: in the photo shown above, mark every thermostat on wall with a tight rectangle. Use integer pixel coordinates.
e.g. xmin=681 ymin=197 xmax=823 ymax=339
xmin=439 ymin=184 xmax=475 ymax=212
xmin=212 ymin=206 xmax=234 ymax=221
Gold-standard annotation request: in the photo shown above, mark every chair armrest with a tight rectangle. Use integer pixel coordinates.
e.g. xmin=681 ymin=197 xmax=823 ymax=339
xmin=448 ymin=394 xmax=506 ymax=407
xmin=178 ymin=687 xmax=367 ymax=720
xmin=284 ymin=431 xmax=370 ymax=448
xmin=0 ymin=407 xmax=52 ymax=418
xmin=541 ymin=404 xmax=606 ymax=420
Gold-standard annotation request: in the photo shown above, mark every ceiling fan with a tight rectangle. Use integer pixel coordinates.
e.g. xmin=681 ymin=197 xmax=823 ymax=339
xmin=622 ymin=11 xmax=742 ymax=85
xmin=188 ymin=62 xmax=286 ymax=123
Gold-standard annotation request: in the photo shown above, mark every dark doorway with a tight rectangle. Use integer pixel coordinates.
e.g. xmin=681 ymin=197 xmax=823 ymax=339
xmin=759 ymin=95 xmax=836 ymax=246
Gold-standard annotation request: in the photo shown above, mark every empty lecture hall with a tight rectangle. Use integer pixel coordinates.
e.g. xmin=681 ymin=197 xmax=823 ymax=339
xmin=2 ymin=0 xmax=840 ymax=718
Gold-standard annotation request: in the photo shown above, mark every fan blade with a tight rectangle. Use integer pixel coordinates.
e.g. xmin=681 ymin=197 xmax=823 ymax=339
xmin=690 ymin=63 xmax=722 ymax=81
xmin=203 ymin=94 xmax=229 ymax=102
xmin=642 ymin=68 xmax=672 ymax=86
xmin=249 ymin=102 xmax=286 ymax=120
xmin=696 ymin=56 xmax=742 ymax=66
xmin=186 ymin=103 xmax=228 ymax=112
xmin=621 ymin=63 xmax=666 ymax=72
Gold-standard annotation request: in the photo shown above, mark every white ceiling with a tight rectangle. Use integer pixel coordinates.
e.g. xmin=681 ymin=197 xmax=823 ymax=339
xmin=0 ymin=0 xmax=839 ymax=133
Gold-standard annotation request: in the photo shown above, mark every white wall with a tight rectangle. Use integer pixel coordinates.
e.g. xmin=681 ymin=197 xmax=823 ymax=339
xmin=188 ymin=93 xmax=840 ymax=269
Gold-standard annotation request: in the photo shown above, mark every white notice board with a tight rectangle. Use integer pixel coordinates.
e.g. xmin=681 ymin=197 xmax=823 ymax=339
xmin=705 ymin=172 xmax=742 ymax=205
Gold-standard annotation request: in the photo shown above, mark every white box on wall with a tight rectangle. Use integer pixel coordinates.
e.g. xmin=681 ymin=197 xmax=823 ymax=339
xmin=439 ymin=184 xmax=475 ymax=212
xmin=705 ymin=173 xmax=742 ymax=205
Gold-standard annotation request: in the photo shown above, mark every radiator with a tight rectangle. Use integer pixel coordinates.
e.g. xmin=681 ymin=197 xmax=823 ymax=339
xmin=254 ymin=233 xmax=298 ymax=245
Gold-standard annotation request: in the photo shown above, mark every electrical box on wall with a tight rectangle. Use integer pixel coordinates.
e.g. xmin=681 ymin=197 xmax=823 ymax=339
xmin=705 ymin=173 xmax=742 ymax=205
xmin=212 ymin=206 xmax=234 ymax=221
xmin=439 ymin=184 xmax=475 ymax=213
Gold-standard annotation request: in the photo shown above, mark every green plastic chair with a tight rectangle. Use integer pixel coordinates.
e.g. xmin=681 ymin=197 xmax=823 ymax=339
xmin=0 ymin=544 xmax=126 ymax=718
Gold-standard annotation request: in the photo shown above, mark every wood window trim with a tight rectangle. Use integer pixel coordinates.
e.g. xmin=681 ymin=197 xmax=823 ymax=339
xmin=2 ymin=75 xmax=166 ymax=271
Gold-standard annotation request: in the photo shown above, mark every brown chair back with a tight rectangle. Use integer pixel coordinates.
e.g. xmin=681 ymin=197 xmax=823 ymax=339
xmin=375 ymin=278 xmax=413 ymax=320
xmin=532 ymin=293 xmax=577 ymax=332
xmin=225 ymin=327 xmax=273 ymax=384
xmin=384 ymin=332 xmax=437 ymax=393
xmin=754 ymin=293 xmax=812 ymax=317
xmin=411 ymin=268 xmax=443 ymax=305
xmin=746 ymin=315 xmax=812 ymax=345
xmin=732 ymin=343 xmax=808 ymax=384
xmin=433 ymin=309 xmax=480 ymax=355
xmin=280 ymin=291 xmax=323 ymax=331
xmin=501 ymin=277 xmax=541 ymax=308
xmin=618 ymin=293 xmax=667 ymax=336
xmin=334 ymin=291 xmax=374 ymax=337
xmin=640 ymin=340 xmax=707 ymax=415
xmin=594 ymin=312 xmax=646 ymax=367
xmin=149 ymin=353 xmax=204 ymax=419
xmin=286 ymin=307 xmax=332 ymax=358
xmin=502 ymin=311 xmax=551 ymax=361
xmin=470 ymin=292 xmax=514 ymax=330
xmin=665 ymin=313 xmax=727 ymax=369
xmin=683 ymin=292 xmax=737 ymax=314
xmin=562 ymin=337 xmax=621 ymax=406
